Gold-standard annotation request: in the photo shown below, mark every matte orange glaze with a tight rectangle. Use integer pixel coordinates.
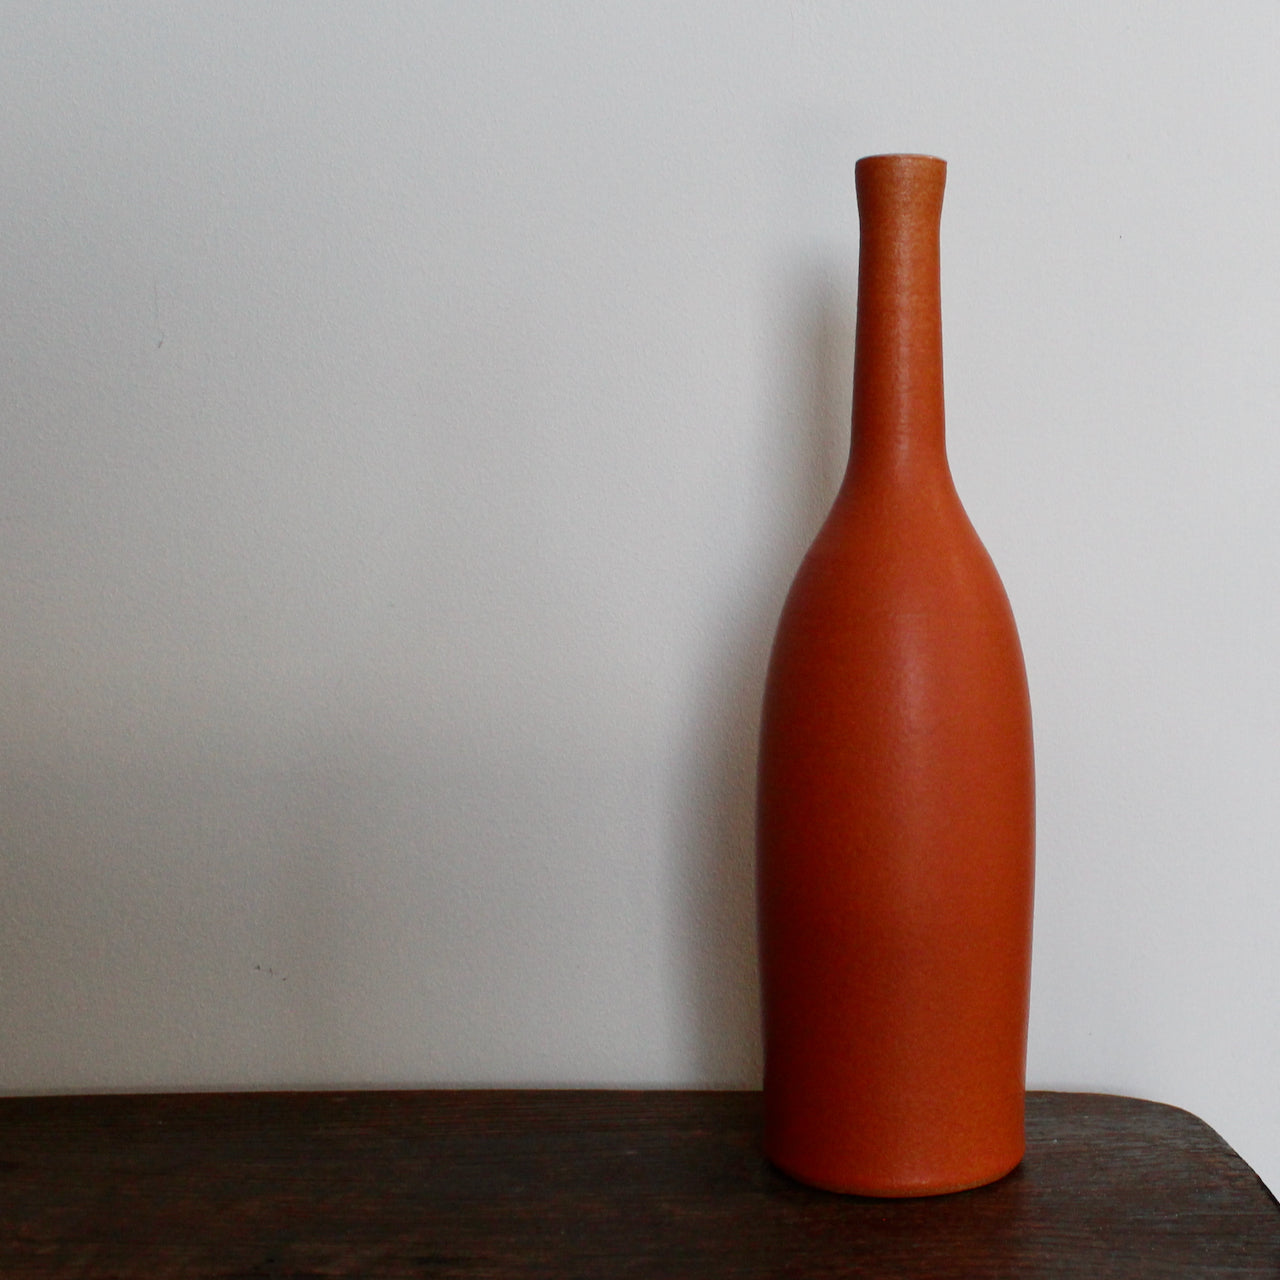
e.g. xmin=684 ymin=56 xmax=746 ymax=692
xmin=756 ymin=155 xmax=1034 ymax=1196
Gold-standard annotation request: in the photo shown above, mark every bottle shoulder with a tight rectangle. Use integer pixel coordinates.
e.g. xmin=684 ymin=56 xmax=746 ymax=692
xmin=792 ymin=477 xmax=1008 ymax=610
xmin=764 ymin=483 xmax=1030 ymax=722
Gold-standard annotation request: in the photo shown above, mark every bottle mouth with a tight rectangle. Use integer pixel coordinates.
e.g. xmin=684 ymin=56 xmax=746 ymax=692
xmin=855 ymin=155 xmax=947 ymax=211
xmin=856 ymin=153 xmax=946 ymax=170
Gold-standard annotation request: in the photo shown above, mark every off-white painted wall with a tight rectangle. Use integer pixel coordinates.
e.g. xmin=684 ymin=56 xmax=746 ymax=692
xmin=3 ymin=3 xmax=1278 ymax=1191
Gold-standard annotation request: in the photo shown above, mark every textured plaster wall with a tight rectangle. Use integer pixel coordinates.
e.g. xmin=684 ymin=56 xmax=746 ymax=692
xmin=3 ymin=4 xmax=1279 ymax=1191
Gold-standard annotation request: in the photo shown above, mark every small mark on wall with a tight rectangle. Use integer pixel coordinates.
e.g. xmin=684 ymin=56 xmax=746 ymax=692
xmin=152 ymin=277 xmax=166 ymax=349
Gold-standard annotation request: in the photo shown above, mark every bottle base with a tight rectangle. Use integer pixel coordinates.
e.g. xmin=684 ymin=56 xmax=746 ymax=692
xmin=766 ymin=1148 xmax=1025 ymax=1198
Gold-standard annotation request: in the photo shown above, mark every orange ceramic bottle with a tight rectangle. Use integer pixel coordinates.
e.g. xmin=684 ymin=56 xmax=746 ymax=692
xmin=756 ymin=155 xmax=1034 ymax=1196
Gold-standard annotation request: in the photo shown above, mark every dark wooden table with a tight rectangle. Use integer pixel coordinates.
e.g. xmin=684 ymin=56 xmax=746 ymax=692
xmin=1 ymin=1089 xmax=1276 ymax=1277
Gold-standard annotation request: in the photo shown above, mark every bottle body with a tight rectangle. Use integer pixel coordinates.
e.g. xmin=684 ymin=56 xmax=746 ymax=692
xmin=756 ymin=156 xmax=1034 ymax=1196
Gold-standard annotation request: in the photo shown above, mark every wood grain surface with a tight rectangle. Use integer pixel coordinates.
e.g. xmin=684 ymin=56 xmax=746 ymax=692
xmin=0 ymin=1090 xmax=1276 ymax=1277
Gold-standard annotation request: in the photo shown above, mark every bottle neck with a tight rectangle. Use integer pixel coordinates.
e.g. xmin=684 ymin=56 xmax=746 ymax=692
xmin=847 ymin=155 xmax=948 ymax=484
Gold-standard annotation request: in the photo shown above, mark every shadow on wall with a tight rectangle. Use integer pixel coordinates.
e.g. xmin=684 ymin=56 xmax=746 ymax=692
xmin=672 ymin=261 xmax=855 ymax=1085
xmin=0 ymin=264 xmax=859 ymax=1093
xmin=0 ymin=735 xmax=599 ymax=1089
xmin=0 ymin=746 xmax=412 ymax=1088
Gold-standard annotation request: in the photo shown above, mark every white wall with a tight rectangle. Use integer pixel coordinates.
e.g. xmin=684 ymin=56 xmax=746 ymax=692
xmin=3 ymin=3 xmax=1278 ymax=1191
